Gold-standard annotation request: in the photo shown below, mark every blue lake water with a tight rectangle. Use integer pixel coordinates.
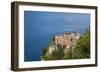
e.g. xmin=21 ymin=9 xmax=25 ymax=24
xmin=24 ymin=11 xmax=90 ymax=61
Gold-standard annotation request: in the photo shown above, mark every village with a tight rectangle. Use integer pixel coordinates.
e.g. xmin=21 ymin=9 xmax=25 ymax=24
xmin=47 ymin=32 xmax=80 ymax=54
xmin=42 ymin=31 xmax=90 ymax=60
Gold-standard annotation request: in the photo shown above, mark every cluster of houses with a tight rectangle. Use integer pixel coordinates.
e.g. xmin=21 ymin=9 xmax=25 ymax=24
xmin=48 ymin=32 xmax=80 ymax=54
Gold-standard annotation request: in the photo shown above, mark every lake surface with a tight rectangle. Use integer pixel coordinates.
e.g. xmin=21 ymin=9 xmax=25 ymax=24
xmin=24 ymin=11 xmax=90 ymax=61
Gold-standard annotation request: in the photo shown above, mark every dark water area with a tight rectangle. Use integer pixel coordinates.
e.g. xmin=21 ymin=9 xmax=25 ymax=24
xmin=24 ymin=11 xmax=90 ymax=61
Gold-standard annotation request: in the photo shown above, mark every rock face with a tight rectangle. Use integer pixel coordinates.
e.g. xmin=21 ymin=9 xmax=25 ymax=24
xmin=48 ymin=32 xmax=80 ymax=54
